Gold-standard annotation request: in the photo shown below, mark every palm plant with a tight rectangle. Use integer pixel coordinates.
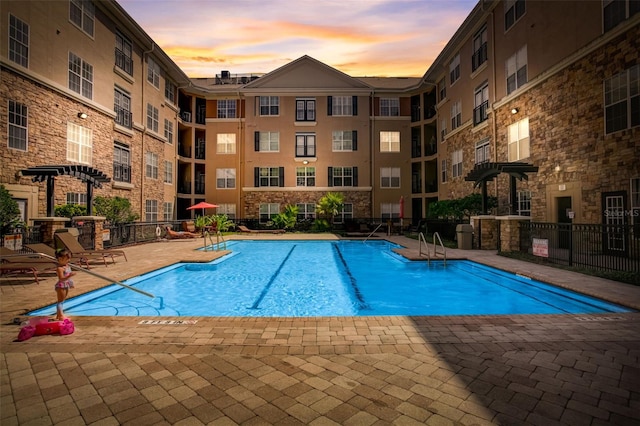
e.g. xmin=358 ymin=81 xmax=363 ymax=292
xmin=316 ymin=192 xmax=344 ymax=229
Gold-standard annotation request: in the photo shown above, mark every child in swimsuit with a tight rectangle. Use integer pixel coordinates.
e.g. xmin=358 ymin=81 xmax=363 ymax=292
xmin=55 ymin=249 xmax=76 ymax=320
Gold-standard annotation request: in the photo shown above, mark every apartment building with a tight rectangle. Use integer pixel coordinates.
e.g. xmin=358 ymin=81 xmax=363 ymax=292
xmin=1 ymin=0 xmax=638 ymax=230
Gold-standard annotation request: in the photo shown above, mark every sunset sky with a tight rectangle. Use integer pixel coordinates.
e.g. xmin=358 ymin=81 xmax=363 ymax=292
xmin=118 ymin=0 xmax=478 ymax=78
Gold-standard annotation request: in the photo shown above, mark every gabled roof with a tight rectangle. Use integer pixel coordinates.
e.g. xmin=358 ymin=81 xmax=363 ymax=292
xmin=243 ymin=55 xmax=372 ymax=90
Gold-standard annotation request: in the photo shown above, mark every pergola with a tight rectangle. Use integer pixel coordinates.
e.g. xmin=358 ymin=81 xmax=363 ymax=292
xmin=464 ymin=162 xmax=538 ymax=214
xmin=20 ymin=165 xmax=111 ymax=217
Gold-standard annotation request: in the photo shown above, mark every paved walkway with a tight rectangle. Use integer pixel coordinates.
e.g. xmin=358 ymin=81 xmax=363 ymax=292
xmin=1 ymin=234 xmax=639 ymax=425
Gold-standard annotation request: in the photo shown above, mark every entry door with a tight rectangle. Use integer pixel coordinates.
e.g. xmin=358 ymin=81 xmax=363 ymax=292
xmin=602 ymin=191 xmax=628 ymax=256
xmin=557 ymin=196 xmax=572 ymax=250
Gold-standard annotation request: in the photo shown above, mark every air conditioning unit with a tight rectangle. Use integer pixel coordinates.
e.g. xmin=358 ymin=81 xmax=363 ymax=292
xmin=181 ymin=111 xmax=191 ymax=122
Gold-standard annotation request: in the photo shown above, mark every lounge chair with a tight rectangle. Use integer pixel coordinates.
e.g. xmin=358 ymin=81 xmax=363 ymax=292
xmin=165 ymin=225 xmax=200 ymax=239
xmin=1 ymin=246 xmax=55 ymax=264
xmin=55 ymin=231 xmax=126 ymax=263
xmin=0 ymin=262 xmax=56 ymax=284
xmin=25 ymin=243 xmax=93 ymax=269
xmin=53 ymin=234 xmax=113 ymax=268
xmin=237 ymin=225 xmax=285 ymax=234
xmin=182 ymin=221 xmax=197 ymax=233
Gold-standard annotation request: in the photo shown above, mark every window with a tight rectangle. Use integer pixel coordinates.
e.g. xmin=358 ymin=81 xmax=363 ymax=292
xmin=259 ymin=203 xmax=280 ymax=223
xmin=604 ymin=65 xmax=639 ymax=134
xmin=165 ymin=80 xmax=176 ymax=104
xmin=296 ymin=204 xmax=316 ymax=220
xmin=113 ymin=142 xmax=131 ymax=183
xmin=603 ymin=0 xmax=639 ymax=31
xmin=380 ymin=98 xmax=400 ymax=116
xmin=381 ymin=203 xmax=400 ymax=220
xmin=217 ymin=204 xmax=236 ymax=220
xmin=296 ymin=133 xmax=316 ymax=157
xmin=217 ymin=100 xmax=236 ymax=118
xmin=472 ymin=27 xmax=488 ymax=71
xmin=296 ymin=167 xmax=315 ymax=187
xmin=216 ymin=168 xmax=236 ymax=189
xmin=335 ymin=203 xmax=353 ymax=224
xmin=114 ymin=87 xmax=132 ymax=128
xmin=256 ymin=167 xmax=283 ymax=187
xmin=9 ymin=15 xmax=29 ymax=68
xmin=441 ymin=159 xmax=447 ymax=183
xmin=508 ymin=118 xmax=530 ymax=161
xmin=474 ymin=83 xmax=489 ymax=125
xmin=329 ymin=167 xmax=357 ymax=187
xmin=516 ymin=190 xmax=531 ymax=216
xmin=163 ymin=202 xmax=174 ymax=221
xmin=259 ymin=96 xmax=279 ymax=116
xmin=438 ymin=78 xmax=447 ymax=103
xmin=329 ymin=96 xmax=356 ymax=116
xmin=145 ymin=200 xmax=158 ymax=222
xmin=452 ymin=150 xmax=463 ymax=178
xmin=506 ymin=46 xmax=527 ymax=95
xmin=255 ymin=131 xmax=279 ymax=152
xmin=147 ymin=58 xmax=160 ymax=89
xmin=145 ymin=152 xmax=158 ymax=179
xmin=146 ymin=103 xmax=159 ymax=133
xmin=217 ymin=133 xmax=236 ymax=154
xmin=67 ymin=122 xmax=92 ymax=164
xmin=66 ymin=192 xmax=87 ymax=206
xmin=440 ymin=119 xmax=447 ymax=142
xmin=69 ymin=0 xmax=94 ymax=37
xmin=164 ymin=119 xmax=174 ymax=144
xmin=8 ymin=100 xmax=28 ymax=151
xmin=449 ymin=54 xmax=460 ymax=85
xmin=115 ymin=32 xmax=133 ymax=75
xmin=381 ymin=167 xmax=401 ymax=188
xmin=68 ymin=52 xmax=93 ymax=99
xmin=332 ymin=130 xmax=357 ymax=151
xmin=451 ymin=100 xmax=462 ymax=130
xmin=296 ymin=98 xmax=316 ymax=121
xmin=504 ymin=0 xmax=525 ymax=31
xmin=380 ymin=131 xmax=400 ymax=152
xmin=164 ymin=160 xmax=173 ymax=184
xmin=475 ymin=138 xmax=490 ymax=164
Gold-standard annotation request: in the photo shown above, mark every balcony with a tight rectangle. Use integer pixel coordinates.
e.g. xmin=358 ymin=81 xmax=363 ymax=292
xmin=195 ymin=139 xmax=206 ymax=160
xmin=178 ymin=145 xmax=191 ymax=158
xmin=114 ymin=105 xmax=132 ymax=129
xmin=194 ymin=181 xmax=205 ymax=195
xmin=178 ymin=181 xmax=192 ymax=194
xmin=472 ymin=43 xmax=488 ymax=72
xmin=180 ymin=111 xmax=192 ymax=122
xmin=473 ymin=100 xmax=489 ymax=126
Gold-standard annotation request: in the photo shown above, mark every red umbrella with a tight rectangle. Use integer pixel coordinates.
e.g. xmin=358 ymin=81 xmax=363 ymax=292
xmin=187 ymin=201 xmax=219 ymax=217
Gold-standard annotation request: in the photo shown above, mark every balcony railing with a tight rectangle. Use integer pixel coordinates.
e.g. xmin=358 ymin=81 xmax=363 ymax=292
xmin=195 ymin=140 xmax=206 ymax=160
xmin=178 ymin=145 xmax=191 ymax=158
xmin=178 ymin=181 xmax=192 ymax=194
xmin=115 ymin=48 xmax=133 ymax=75
xmin=473 ymin=100 xmax=489 ymax=126
xmin=194 ymin=181 xmax=205 ymax=194
xmin=471 ymin=43 xmax=488 ymax=71
xmin=114 ymin=105 xmax=132 ymax=129
xmin=180 ymin=111 xmax=192 ymax=122
xmin=113 ymin=163 xmax=131 ymax=183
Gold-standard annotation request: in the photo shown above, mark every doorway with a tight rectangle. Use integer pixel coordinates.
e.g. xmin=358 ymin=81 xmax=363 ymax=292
xmin=557 ymin=196 xmax=572 ymax=250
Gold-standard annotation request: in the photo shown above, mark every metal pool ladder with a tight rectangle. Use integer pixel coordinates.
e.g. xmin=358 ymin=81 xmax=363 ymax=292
xmin=418 ymin=232 xmax=447 ymax=265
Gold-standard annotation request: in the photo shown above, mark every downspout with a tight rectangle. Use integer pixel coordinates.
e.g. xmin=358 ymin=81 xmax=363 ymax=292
xmin=141 ymin=42 xmax=155 ymax=220
xmin=489 ymin=8 xmax=499 ymax=214
xmin=369 ymin=90 xmax=375 ymax=220
xmin=237 ymin=89 xmax=243 ymax=220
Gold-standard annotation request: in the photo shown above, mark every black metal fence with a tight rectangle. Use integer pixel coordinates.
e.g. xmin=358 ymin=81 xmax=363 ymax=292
xmin=519 ymin=222 xmax=640 ymax=284
xmin=103 ymin=221 xmax=183 ymax=248
xmin=0 ymin=227 xmax=43 ymax=251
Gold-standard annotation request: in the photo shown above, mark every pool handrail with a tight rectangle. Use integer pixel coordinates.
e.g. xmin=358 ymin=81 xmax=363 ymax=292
xmin=433 ymin=232 xmax=447 ymax=266
xmin=26 ymin=251 xmax=155 ymax=298
xmin=418 ymin=232 xmax=431 ymax=263
xmin=363 ymin=223 xmax=383 ymax=243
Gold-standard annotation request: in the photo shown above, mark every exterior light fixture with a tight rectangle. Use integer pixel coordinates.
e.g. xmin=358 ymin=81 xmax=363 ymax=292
xmin=78 ymin=112 xmax=88 ymax=119
xmin=510 ymin=108 xmax=519 ymax=114
xmin=302 ymin=160 xmax=309 ymax=165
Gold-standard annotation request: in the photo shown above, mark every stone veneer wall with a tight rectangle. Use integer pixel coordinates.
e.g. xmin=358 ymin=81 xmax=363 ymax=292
xmin=242 ymin=191 xmax=371 ymax=219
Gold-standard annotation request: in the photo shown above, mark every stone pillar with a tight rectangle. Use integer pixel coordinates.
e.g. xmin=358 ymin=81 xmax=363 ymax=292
xmin=32 ymin=217 xmax=69 ymax=246
xmin=497 ymin=216 xmax=532 ymax=252
xmin=73 ymin=216 xmax=107 ymax=250
xmin=470 ymin=215 xmax=497 ymax=250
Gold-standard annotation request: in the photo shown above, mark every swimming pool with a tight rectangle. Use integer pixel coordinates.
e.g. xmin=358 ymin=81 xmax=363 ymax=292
xmin=28 ymin=240 xmax=633 ymax=317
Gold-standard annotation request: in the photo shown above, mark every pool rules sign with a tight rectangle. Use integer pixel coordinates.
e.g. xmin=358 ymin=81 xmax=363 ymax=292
xmin=532 ymin=238 xmax=549 ymax=257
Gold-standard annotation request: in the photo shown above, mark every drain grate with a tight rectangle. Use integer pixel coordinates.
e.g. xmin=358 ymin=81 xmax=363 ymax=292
xmin=138 ymin=320 xmax=198 ymax=325
xmin=575 ymin=316 xmax=626 ymax=321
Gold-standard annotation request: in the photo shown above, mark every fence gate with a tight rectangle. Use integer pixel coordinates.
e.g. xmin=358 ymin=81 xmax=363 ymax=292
xmin=602 ymin=191 xmax=628 ymax=256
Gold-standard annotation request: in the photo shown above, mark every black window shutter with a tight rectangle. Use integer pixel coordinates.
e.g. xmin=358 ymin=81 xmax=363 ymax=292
xmin=352 ymin=96 xmax=358 ymax=116
xmin=352 ymin=130 xmax=357 ymax=151
xmin=327 ymin=96 xmax=333 ymax=116
xmin=353 ymin=167 xmax=358 ymax=187
xmin=254 ymin=131 xmax=260 ymax=151
xmin=328 ymin=167 xmax=333 ymax=187
xmin=254 ymin=167 xmax=260 ymax=187
xmin=279 ymin=167 xmax=285 ymax=187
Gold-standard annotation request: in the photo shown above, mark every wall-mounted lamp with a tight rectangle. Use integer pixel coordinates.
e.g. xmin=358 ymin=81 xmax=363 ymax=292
xmin=78 ymin=112 xmax=88 ymax=119
xmin=302 ymin=160 xmax=309 ymax=165
xmin=510 ymin=108 xmax=519 ymax=114
xmin=554 ymin=165 xmax=561 ymax=172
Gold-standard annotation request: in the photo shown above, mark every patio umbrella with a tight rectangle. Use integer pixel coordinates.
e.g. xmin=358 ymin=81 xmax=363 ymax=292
xmin=187 ymin=201 xmax=219 ymax=217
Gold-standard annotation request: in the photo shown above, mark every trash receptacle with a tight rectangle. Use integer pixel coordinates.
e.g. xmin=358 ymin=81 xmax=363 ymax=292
xmin=456 ymin=224 xmax=473 ymax=250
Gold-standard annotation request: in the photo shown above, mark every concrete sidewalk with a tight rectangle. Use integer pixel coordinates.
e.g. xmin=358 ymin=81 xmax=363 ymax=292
xmin=1 ymin=234 xmax=639 ymax=425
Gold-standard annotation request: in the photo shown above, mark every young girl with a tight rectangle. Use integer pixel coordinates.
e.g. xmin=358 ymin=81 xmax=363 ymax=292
xmin=55 ymin=249 xmax=76 ymax=320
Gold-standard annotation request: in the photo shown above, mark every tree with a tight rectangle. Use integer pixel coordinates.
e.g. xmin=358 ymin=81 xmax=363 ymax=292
xmin=0 ymin=184 xmax=21 ymax=234
xmin=316 ymin=192 xmax=344 ymax=228
xmin=427 ymin=193 xmax=497 ymax=220
xmin=93 ymin=196 xmax=139 ymax=224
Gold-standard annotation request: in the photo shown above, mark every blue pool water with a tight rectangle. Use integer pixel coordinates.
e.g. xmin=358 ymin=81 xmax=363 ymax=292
xmin=29 ymin=240 xmax=633 ymax=317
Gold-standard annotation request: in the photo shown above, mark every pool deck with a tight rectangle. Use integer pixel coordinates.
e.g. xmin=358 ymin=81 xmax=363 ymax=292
xmin=1 ymin=233 xmax=639 ymax=425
